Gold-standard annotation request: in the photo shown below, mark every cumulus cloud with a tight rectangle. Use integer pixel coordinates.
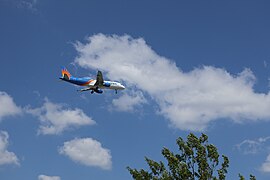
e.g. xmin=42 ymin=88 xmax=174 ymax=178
xmin=0 ymin=131 xmax=19 ymax=166
xmin=59 ymin=138 xmax=112 ymax=170
xmin=38 ymin=175 xmax=61 ymax=180
xmin=0 ymin=91 xmax=21 ymax=121
xmin=74 ymin=34 xmax=270 ymax=131
xmin=112 ymin=90 xmax=146 ymax=112
xmin=27 ymin=99 xmax=95 ymax=135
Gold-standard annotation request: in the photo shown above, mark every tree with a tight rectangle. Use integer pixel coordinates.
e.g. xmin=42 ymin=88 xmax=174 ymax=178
xmin=239 ymin=174 xmax=256 ymax=180
xmin=127 ymin=133 xmax=255 ymax=180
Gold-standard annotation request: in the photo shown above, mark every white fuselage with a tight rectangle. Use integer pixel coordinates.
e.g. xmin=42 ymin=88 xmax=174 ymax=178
xmin=88 ymin=80 xmax=125 ymax=90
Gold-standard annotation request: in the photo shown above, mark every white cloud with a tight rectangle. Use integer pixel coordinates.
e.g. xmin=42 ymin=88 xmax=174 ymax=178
xmin=264 ymin=60 xmax=268 ymax=68
xmin=236 ymin=140 xmax=261 ymax=154
xmin=0 ymin=91 xmax=21 ymax=121
xmin=38 ymin=175 xmax=61 ymax=180
xmin=74 ymin=34 xmax=270 ymax=131
xmin=112 ymin=90 xmax=146 ymax=112
xmin=261 ymin=154 xmax=270 ymax=173
xmin=236 ymin=137 xmax=270 ymax=173
xmin=15 ymin=0 xmax=38 ymax=12
xmin=236 ymin=136 xmax=270 ymax=154
xmin=27 ymin=99 xmax=95 ymax=135
xmin=0 ymin=131 xmax=19 ymax=166
xmin=59 ymin=138 xmax=112 ymax=170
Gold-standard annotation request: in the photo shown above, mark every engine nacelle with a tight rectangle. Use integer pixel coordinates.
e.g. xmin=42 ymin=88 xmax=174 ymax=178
xmin=94 ymin=89 xmax=103 ymax=94
xmin=103 ymin=82 xmax=111 ymax=87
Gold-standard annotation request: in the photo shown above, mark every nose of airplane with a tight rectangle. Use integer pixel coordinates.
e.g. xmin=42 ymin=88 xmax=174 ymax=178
xmin=120 ymin=84 xmax=125 ymax=90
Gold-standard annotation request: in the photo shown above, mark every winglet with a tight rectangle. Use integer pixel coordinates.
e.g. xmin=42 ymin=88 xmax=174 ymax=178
xmin=60 ymin=67 xmax=72 ymax=80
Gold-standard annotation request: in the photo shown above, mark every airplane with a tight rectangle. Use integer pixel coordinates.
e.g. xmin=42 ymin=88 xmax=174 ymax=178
xmin=59 ymin=67 xmax=125 ymax=94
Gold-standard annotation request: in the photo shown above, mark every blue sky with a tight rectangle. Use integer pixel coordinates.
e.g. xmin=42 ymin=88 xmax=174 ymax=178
xmin=1 ymin=0 xmax=270 ymax=179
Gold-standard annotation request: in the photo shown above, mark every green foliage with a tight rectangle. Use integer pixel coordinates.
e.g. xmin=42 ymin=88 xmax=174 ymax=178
xmin=127 ymin=133 xmax=229 ymax=180
xmin=249 ymin=174 xmax=256 ymax=180
xmin=127 ymin=133 xmax=256 ymax=180
xmin=239 ymin=173 xmax=245 ymax=180
xmin=238 ymin=174 xmax=257 ymax=180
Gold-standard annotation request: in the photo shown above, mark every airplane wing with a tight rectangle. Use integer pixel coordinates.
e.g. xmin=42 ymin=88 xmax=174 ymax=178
xmin=94 ymin=71 xmax=104 ymax=86
xmin=77 ymin=87 xmax=92 ymax=92
xmin=77 ymin=87 xmax=103 ymax=94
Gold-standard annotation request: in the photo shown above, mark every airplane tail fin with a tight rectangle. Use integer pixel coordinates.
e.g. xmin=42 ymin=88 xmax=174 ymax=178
xmin=60 ymin=67 xmax=72 ymax=80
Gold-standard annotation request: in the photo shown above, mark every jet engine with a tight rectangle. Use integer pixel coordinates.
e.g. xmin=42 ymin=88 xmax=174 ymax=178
xmin=94 ymin=89 xmax=103 ymax=94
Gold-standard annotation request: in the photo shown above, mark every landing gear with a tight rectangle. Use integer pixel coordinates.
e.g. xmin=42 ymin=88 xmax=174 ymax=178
xmin=115 ymin=90 xmax=118 ymax=94
xmin=91 ymin=90 xmax=94 ymax=94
